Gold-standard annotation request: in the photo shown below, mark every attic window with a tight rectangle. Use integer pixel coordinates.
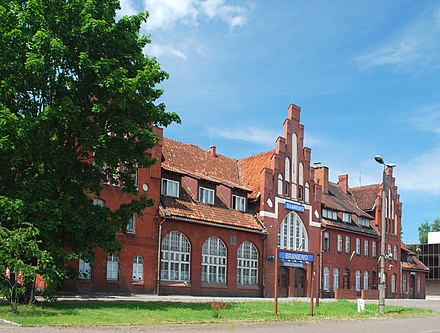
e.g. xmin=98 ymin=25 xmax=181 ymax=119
xmin=358 ymin=217 xmax=370 ymax=227
xmin=322 ymin=208 xmax=337 ymax=220
xmin=161 ymin=178 xmax=179 ymax=198
xmin=342 ymin=213 xmax=351 ymax=223
xmin=232 ymin=195 xmax=246 ymax=212
xmin=199 ymin=187 xmax=215 ymax=205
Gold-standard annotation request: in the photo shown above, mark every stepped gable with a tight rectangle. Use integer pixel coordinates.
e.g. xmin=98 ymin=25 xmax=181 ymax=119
xmin=351 ymin=184 xmax=381 ymax=211
xmin=322 ymin=182 xmax=376 ymax=236
xmin=238 ymin=150 xmax=275 ymax=199
xmin=162 ymin=138 xmax=249 ymax=191
xmin=401 ymin=242 xmax=429 ymax=272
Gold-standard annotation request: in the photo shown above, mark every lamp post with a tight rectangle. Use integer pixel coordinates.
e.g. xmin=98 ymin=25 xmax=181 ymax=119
xmin=374 ymin=155 xmax=396 ymax=314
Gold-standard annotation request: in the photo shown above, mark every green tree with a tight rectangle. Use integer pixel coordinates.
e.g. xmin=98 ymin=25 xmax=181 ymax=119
xmin=418 ymin=218 xmax=440 ymax=244
xmin=0 ymin=0 xmax=180 ymax=304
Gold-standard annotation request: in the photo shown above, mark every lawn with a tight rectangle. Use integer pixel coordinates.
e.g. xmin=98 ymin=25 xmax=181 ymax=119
xmin=0 ymin=299 xmax=433 ymax=327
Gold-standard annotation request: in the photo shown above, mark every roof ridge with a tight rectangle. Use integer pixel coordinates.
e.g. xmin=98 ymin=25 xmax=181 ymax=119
xmin=351 ymin=183 xmax=381 ymax=190
xmin=238 ymin=149 xmax=275 ymax=162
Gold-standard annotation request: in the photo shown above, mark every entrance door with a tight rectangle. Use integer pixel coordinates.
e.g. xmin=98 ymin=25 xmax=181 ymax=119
xmin=409 ymin=275 xmax=415 ymax=298
xmin=278 ymin=267 xmax=289 ymax=297
xmin=293 ymin=268 xmax=306 ymax=297
xmin=343 ymin=269 xmax=350 ymax=289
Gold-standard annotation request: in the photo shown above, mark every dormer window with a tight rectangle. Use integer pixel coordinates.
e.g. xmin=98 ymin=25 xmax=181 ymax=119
xmin=358 ymin=217 xmax=370 ymax=227
xmin=322 ymin=208 xmax=337 ymax=220
xmin=161 ymin=178 xmax=179 ymax=197
xmin=199 ymin=187 xmax=214 ymax=205
xmin=232 ymin=195 xmax=246 ymax=211
xmin=342 ymin=213 xmax=351 ymax=223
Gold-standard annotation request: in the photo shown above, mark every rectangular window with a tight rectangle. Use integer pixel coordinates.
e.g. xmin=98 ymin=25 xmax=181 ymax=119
xmin=284 ymin=181 xmax=289 ymax=197
xmin=356 ymin=238 xmax=361 ymax=255
xmin=342 ymin=213 xmax=351 ymax=223
xmin=161 ymin=178 xmax=179 ymax=197
xmin=322 ymin=209 xmax=337 ymax=220
xmin=323 ymin=232 xmax=330 ymax=252
xmin=199 ymin=187 xmax=215 ymax=205
xmin=132 ymin=256 xmax=143 ymax=281
xmin=106 ymin=254 xmax=118 ymax=280
xmin=337 ymin=235 xmax=343 ymax=252
xmin=79 ymin=258 xmax=91 ymax=279
xmin=345 ymin=236 xmax=350 ymax=254
xmin=232 ymin=195 xmax=246 ymax=211
xmin=358 ymin=217 xmax=370 ymax=227
xmin=127 ymin=214 xmax=135 ymax=234
xmin=364 ymin=240 xmax=369 ymax=256
xmin=372 ymin=241 xmax=377 ymax=257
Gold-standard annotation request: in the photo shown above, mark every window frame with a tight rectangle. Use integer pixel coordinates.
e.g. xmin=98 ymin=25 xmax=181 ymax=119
xmin=106 ymin=254 xmax=119 ymax=281
xmin=356 ymin=238 xmax=361 ymax=255
xmin=337 ymin=235 xmax=343 ymax=252
xmin=236 ymin=241 xmax=259 ymax=286
xmin=199 ymin=186 xmax=215 ymax=205
xmin=160 ymin=231 xmax=191 ymax=282
xmin=132 ymin=256 xmax=143 ymax=282
xmin=161 ymin=178 xmax=180 ymax=198
xmin=202 ymin=237 xmax=227 ymax=284
xmin=232 ymin=194 xmax=246 ymax=212
xmin=79 ymin=257 xmax=91 ymax=280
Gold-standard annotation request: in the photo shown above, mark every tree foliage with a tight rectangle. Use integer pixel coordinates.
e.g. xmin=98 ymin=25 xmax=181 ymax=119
xmin=0 ymin=0 xmax=180 ymax=302
xmin=418 ymin=218 xmax=440 ymax=244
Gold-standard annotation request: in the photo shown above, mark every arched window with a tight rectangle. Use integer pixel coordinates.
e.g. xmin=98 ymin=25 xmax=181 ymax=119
xmin=285 ymin=157 xmax=290 ymax=181
xmin=202 ymin=237 xmax=227 ymax=283
xmin=93 ymin=198 xmax=105 ymax=207
xmin=277 ymin=212 xmax=308 ymax=251
xmin=355 ymin=270 xmax=361 ymax=290
xmin=292 ymin=134 xmax=297 ymax=194
xmin=236 ymin=241 xmax=258 ymax=285
xmin=298 ymin=162 xmax=304 ymax=200
xmin=363 ymin=271 xmax=369 ymax=290
xmin=391 ymin=273 xmax=396 ymax=293
xmin=393 ymin=245 xmax=397 ymax=261
xmin=277 ymin=174 xmax=283 ymax=196
xmin=372 ymin=241 xmax=377 ymax=257
xmin=323 ymin=267 xmax=330 ymax=291
xmin=161 ymin=231 xmax=191 ymax=281
xmin=305 ymin=182 xmax=310 ymax=203
xmin=333 ymin=268 xmax=339 ymax=290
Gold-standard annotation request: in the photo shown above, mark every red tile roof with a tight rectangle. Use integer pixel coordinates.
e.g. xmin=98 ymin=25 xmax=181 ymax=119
xmin=351 ymin=184 xmax=381 ymax=211
xmin=162 ymin=138 xmax=250 ymax=191
xmin=401 ymin=242 xmax=429 ymax=272
xmin=160 ymin=179 xmax=265 ymax=232
xmin=238 ymin=150 xmax=274 ymax=198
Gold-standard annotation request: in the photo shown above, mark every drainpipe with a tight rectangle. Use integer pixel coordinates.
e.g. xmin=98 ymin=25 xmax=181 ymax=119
xmin=156 ymin=218 xmax=165 ymax=295
xmin=318 ymin=227 xmax=326 ymax=304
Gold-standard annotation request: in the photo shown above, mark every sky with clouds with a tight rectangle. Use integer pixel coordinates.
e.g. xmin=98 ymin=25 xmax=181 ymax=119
xmin=119 ymin=0 xmax=440 ymax=244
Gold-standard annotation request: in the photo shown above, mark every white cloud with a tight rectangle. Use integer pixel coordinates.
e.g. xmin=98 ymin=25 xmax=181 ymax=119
xmin=211 ymin=126 xmax=281 ymax=146
xmin=356 ymin=5 xmax=440 ymax=71
xmin=408 ymin=105 xmax=440 ymax=133
xmin=147 ymin=44 xmax=187 ymax=60
xmin=117 ymin=0 xmax=138 ymax=19
xmin=396 ymin=146 xmax=440 ymax=195
xmin=143 ymin=0 xmax=248 ymax=30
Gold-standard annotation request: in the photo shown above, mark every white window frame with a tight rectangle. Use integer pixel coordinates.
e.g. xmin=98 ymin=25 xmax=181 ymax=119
xmin=323 ymin=232 xmax=330 ymax=252
xmin=403 ymin=274 xmax=407 ymax=293
xmin=322 ymin=208 xmax=337 ymax=220
xmin=127 ymin=214 xmax=135 ymax=234
xmin=417 ymin=275 xmax=422 ymax=293
xmin=79 ymin=258 xmax=91 ymax=279
xmin=372 ymin=241 xmax=377 ymax=257
xmin=323 ymin=267 xmax=330 ymax=291
xmin=106 ymin=254 xmax=118 ymax=281
xmin=391 ymin=274 xmax=396 ymax=293
xmin=132 ymin=256 xmax=143 ymax=281
xmin=202 ymin=237 xmax=227 ymax=283
xmin=161 ymin=231 xmax=191 ymax=282
xmin=393 ymin=245 xmax=398 ymax=261
xmin=199 ymin=186 xmax=215 ymax=205
xmin=333 ymin=267 xmax=339 ymax=290
xmin=364 ymin=240 xmax=369 ymax=257
xmin=93 ymin=198 xmax=105 ymax=207
xmin=236 ymin=241 xmax=258 ymax=285
xmin=363 ymin=271 xmax=369 ymax=290
xmin=161 ymin=178 xmax=179 ymax=197
xmin=277 ymin=212 xmax=308 ymax=251
xmin=337 ymin=235 xmax=343 ymax=252
xmin=355 ymin=270 xmax=361 ymax=291
xmin=356 ymin=238 xmax=361 ymax=255
xmin=345 ymin=236 xmax=350 ymax=254
xmin=388 ymin=244 xmax=392 ymax=257
xmin=277 ymin=174 xmax=283 ymax=196
xmin=232 ymin=195 xmax=246 ymax=212
xmin=342 ymin=212 xmax=351 ymax=223
xmin=305 ymin=182 xmax=310 ymax=203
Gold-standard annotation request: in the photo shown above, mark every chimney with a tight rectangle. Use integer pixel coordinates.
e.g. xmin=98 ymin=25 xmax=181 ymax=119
xmin=338 ymin=174 xmax=349 ymax=194
xmin=210 ymin=145 xmax=217 ymax=157
xmin=314 ymin=165 xmax=329 ymax=194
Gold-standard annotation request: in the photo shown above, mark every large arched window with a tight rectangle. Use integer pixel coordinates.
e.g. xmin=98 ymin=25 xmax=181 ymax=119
xmin=323 ymin=267 xmax=330 ymax=291
xmin=277 ymin=212 xmax=308 ymax=251
xmin=202 ymin=237 xmax=227 ymax=283
xmin=333 ymin=268 xmax=339 ymax=290
xmin=236 ymin=241 xmax=258 ymax=285
xmin=363 ymin=271 xmax=369 ymax=290
xmin=161 ymin=231 xmax=191 ymax=281
xmin=355 ymin=270 xmax=361 ymax=290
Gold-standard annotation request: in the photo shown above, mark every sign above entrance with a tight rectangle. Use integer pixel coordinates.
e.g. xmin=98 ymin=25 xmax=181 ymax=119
xmin=278 ymin=250 xmax=314 ymax=263
xmin=282 ymin=261 xmax=304 ymax=268
xmin=284 ymin=201 xmax=305 ymax=213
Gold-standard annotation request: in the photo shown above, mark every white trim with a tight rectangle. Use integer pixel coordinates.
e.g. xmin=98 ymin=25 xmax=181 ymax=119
xmin=259 ymin=196 xmax=320 ymax=228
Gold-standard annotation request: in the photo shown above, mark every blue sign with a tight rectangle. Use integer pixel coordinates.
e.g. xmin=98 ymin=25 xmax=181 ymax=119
xmin=284 ymin=202 xmax=305 ymax=213
xmin=278 ymin=250 xmax=314 ymax=263
xmin=282 ymin=262 xmax=304 ymax=268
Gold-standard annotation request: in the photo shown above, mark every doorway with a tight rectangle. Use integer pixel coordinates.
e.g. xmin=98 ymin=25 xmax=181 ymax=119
xmin=343 ymin=269 xmax=350 ymax=289
xmin=409 ymin=274 xmax=415 ymax=298
xmin=293 ymin=268 xmax=306 ymax=296
xmin=278 ymin=267 xmax=289 ymax=297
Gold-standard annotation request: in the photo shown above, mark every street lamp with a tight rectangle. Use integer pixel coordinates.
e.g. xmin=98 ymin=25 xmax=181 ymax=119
xmin=374 ymin=155 xmax=396 ymax=314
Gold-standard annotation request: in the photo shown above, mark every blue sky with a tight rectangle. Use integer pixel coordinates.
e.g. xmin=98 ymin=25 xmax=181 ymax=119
xmin=118 ymin=0 xmax=440 ymax=244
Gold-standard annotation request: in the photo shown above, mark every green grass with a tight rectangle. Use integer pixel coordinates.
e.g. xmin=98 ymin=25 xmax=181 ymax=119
xmin=0 ymin=299 xmax=433 ymax=327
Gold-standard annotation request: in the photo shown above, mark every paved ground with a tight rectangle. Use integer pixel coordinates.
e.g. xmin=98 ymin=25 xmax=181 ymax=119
xmin=1 ymin=296 xmax=440 ymax=333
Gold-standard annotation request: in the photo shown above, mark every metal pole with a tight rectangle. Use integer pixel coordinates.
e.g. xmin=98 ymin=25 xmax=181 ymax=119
xmin=379 ymin=166 xmax=387 ymax=313
xmin=309 ymin=261 xmax=314 ymax=317
xmin=274 ymin=248 xmax=279 ymax=316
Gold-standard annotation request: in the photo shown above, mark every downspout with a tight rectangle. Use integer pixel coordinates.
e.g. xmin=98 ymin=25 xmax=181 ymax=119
xmin=156 ymin=218 xmax=165 ymax=295
xmin=318 ymin=227 xmax=326 ymax=302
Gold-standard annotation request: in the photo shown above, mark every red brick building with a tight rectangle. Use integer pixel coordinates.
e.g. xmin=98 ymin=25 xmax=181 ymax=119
xmin=62 ymin=103 xmax=427 ymax=299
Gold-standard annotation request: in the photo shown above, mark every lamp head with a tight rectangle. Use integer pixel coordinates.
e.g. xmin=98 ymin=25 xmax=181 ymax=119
xmin=374 ymin=155 xmax=384 ymax=165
